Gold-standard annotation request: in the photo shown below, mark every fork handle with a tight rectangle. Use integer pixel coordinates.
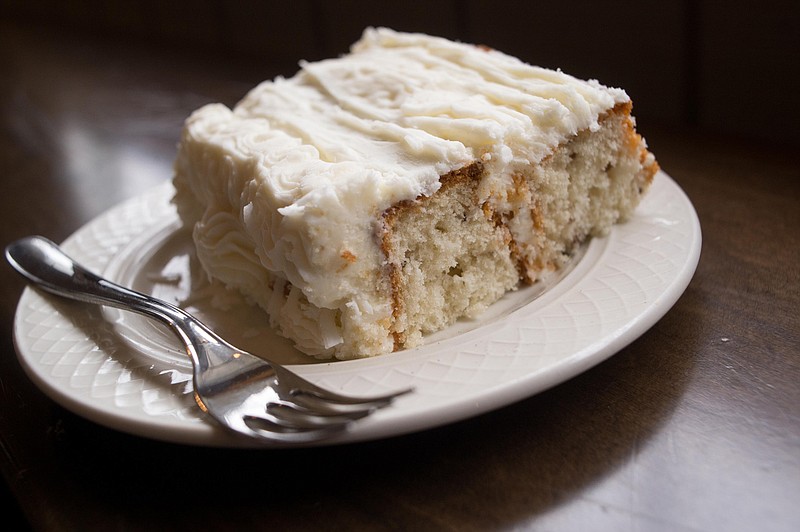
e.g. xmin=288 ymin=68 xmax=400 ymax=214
xmin=5 ymin=235 xmax=216 ymax=368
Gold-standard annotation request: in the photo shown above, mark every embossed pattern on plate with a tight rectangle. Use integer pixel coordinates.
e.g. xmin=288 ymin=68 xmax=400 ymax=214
xmin=12 ymin=171 xmax=701 ymax=447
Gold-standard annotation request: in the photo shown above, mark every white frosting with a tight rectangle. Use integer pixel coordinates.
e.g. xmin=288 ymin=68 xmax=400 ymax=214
xmin=173 ymin=27 xmax=630 ymax=357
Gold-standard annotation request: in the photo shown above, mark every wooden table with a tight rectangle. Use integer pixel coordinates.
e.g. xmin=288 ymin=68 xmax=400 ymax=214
xmin=2 ymin=22 xmax=798 ymax=532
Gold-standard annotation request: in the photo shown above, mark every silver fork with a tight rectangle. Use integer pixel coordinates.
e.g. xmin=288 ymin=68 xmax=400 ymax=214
xmin=6 ymin=236 xmax=411 ymax=444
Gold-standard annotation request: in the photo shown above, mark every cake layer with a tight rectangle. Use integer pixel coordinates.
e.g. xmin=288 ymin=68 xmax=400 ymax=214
xmin=172 ymin=28 xmax=657 ymax=359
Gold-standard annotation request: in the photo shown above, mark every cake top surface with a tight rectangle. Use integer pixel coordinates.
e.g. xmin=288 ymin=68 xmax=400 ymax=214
xmin=185 ymin=27 xmax=629 ymax=213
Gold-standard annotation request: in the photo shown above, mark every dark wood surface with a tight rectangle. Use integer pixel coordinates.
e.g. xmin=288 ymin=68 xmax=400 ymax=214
xmin=2 ymin=21 xmax=799 ymax=532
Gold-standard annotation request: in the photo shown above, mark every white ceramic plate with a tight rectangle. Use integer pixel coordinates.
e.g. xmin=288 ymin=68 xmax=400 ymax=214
xmin=12 ymin=170 xmax=701 ymax=448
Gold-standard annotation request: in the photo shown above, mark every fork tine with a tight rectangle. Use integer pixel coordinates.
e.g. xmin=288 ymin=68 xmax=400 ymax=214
xmin=224 ymin=407 xmax=349 ymax=442
xmin=287 ymin=390 xmax=396 ymax=416
xmin=296 ymin=386 xmax=413 ymax=406
xmin=272 ymin=365 xmax=413 ymax=406
xmin=266 ymin=401 xmax=371 ymax=429
xmin=239 ymin=415 xmax=349 ymax=444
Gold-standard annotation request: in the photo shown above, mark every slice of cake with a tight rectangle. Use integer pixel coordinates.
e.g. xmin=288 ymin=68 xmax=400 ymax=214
xmin=172 ymin=27 xmax=658 ymax=360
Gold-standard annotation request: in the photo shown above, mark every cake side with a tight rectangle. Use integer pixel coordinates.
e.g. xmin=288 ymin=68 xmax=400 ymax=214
xmin=380 ymin=160 xmax=520 ymax=350
xmin=513 ymin=101 xmax=657 ymax=278
xmin=380 ymin=102 xmax=657 ymax=351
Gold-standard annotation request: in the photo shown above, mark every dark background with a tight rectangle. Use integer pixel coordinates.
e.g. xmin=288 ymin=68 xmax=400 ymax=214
xmin=2 ymin=0 xmax=799 ymax=148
